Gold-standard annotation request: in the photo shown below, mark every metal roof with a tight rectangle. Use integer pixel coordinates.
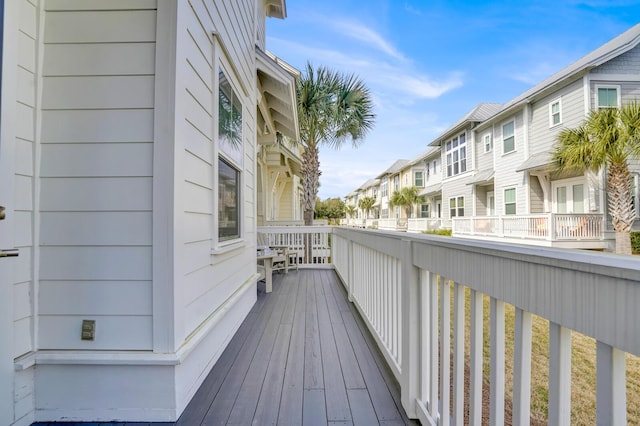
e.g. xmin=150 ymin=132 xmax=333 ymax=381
xmin=376 ymin=159 xmax=410 ymax=178
xmin=516 ymin=152 xmax=554 ymax=172
xmin=429 ymin=103 xmax=503 ymax=146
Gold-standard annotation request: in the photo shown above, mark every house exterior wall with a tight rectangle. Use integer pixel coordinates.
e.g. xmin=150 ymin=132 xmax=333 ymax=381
xmin=38 ymin=0 xmax=156 ymax=352
xmin=528 ymin=78 xmax=585 ymax=155
xmin=530 ymin=175 xmax=545 ymax=213
xmin=491 ymin=110 xmax=527 ymax=216
xmin=0 ymin=0 xmax=283 ymax=423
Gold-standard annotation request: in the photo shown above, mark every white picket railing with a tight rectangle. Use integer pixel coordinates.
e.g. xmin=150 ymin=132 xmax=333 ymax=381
xmin=261 ymin=226 xmax=640 ymax=425
xmin=453 ymin=213 xmax=605 ymax=241
xmin=378 ymin=218 xmax=407 ymax=231
xmin=331 ymin=227 xmax=639 ymax=425
xmin=407 ymin=218 xmax=451 ymax=233
xmin=257 ymin=226 xmax=332 ymax=267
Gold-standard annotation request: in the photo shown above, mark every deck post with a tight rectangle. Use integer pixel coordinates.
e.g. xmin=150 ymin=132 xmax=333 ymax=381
xmin=400 ymin=238 xmax=419 ymax=418
xmin=347 ymin=239 xmax=354 ymax=302
xmin=549 ymin=322 xmax=571 ymax=426
xmin=596 ymin=342 xmax=626 ymax=426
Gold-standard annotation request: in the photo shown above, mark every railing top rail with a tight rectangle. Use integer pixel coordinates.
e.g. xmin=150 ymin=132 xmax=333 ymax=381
xmin=334 ymin=226 xmax=640 ymax=355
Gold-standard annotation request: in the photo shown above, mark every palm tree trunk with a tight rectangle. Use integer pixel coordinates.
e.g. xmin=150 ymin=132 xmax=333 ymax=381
xmin=607 ymin=161 xmax=634 ymax=255
xmin=302 ymin=143 xmax=320 ymax=226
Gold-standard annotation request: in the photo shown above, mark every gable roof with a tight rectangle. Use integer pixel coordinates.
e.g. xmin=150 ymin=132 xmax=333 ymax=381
xmin=491 ymin=23 xmax=640 ymax=120
xmin=429 ymin=103 xmax=503 ymax=146
xmin=408 ymin=146 xmax=440 ymax=165
xmin=376 ymin=159 xmax=409 ymax=178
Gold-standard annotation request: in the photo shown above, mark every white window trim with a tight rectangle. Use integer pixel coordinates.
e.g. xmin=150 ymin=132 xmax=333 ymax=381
xmin=502 ymin=119 xmax=516 ymax=155
xmin=551 ymin=177 xmax=587 ymax=213
xmin=549 ymin=98 xmax=562 ymax=128
xmin=483 ymin=133 xmax=492 ymax=153
xmin=595 ymin=84 xmax=621 ymax=109
xmin=213 ymin=44 xmax=246 ymax=252
xmin=414 ymin=170 xmax=424 ymax=187
xmin=503 ymin=187 xmax=517 ymax=215
xmin=445 ymin=132 xmax=468 ymax=177
xmin=448 ymin=196 xmax=464 ymax=218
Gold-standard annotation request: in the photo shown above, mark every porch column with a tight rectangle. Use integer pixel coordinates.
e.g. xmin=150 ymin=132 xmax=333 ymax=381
xmin=400 ymin=239 xmax=419 ymax=417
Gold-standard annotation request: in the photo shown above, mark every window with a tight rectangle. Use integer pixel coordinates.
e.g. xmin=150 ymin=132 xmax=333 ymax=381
xmin=504 ymin=188 xmax=516 ymax=215
xmin=415 ymin=171 xmax=424 ymax=187
xmin=420 ymin=204 xmax=430 ymax=218
xmin=433 ymin=160 xmax=437 ymax=174
xmin=549 ymin=99 xmax=562 ymax=127
xmin=445 ymin=132 xmax=467 ymax=177
xmin=381 ymin=177 xmax=388 ymax=198
xmin=393 ymin=175 xmax=399 ymax=191
xmin=449 ymin=196 xmax=464 ymax=217
xmin=425 ymin=162 xmax=430 ymax=177
xmin=217 ymin=67 xmax=243 ymax=242
xmin=483 ymin=133 xmax=492 ymax=153
xmin=372 ymin=187 xmax=378 ymax=198
xmin=502 ymin=121 xmax=515 ymax=154
xmin=381 ymin=208 xmax=389 ymax=219
xmin=597 ymin=86 xmax=619 ymax=109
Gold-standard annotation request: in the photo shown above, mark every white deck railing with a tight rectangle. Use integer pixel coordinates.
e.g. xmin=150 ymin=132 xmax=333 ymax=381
xmin=407 ymin=218 xmax=450 ymax=233
xmin=257 ymin=226 xmax=331 ymax=267
xmin=378 ymin=218 xmax=407 ymax=231
xmin=453 ymin=213 xmax=605 ymax=241
xmin=263 ymin=226 xmax=640 ymax=425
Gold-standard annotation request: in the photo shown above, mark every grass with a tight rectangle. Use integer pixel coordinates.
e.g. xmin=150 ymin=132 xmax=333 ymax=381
xmin=423 ymin=229 xmax=452 ymax=236
xmin=443 ymin=284 xmax=640 ymax=424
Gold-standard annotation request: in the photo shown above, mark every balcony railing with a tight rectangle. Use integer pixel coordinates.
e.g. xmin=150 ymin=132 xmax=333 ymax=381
xmin=407 ymin=217 xmax=451 ymax=233
xmin=378 ymin=218 xmax=407 ymax=232
xmin=453 ymin=213 xmax=605 ymax=241
xmin=258 ymin=225 xmax=640 ymax=424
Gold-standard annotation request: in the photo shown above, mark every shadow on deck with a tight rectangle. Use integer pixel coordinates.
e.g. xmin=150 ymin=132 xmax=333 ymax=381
xmin=33 ymin=269 xmax=416 ymax=426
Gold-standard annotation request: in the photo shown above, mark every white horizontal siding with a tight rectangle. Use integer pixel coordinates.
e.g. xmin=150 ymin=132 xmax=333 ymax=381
xmin=40 ymin=212 xmax=152 ymax=246
xmin=40 ymin=247 xmax=152 ymax=281
xmin=38 ymin=316 xmax=152 ymax=350
xmin=42 ymin=76 xmax=154 ymax=109
xmin=38 ymin=4 xmax=157 ymax=352
xmin=39 ymin=281 xmax=152 ymax=315
xmin=41 ymin=109 xmax=153 ymax=143
xmin=40 ymin=178 xmax=152 ymax=211
xmin=45 ymin=0 xmax=157 ymax=10
xmin=173 ymin=0 xmax=258 ymax=345
xmin=43 ymin=43 xmax=155 ymax=76
xmin=40 ymin=143 xmax=153 ymax=177
xmin=43 ymin=10 xmax=156 ymax=43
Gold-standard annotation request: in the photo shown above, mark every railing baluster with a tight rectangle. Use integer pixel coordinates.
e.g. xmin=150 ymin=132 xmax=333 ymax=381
xmin=420 ymin=270 xmax=431 ymax=405
xmin=490 ymin=297 xmax=505 ymax=426
xmin=453 ymin=282 xmax=465 ymax=425
xmin=439 ymin=279 xmax=451 ymax=425
xmin=469 ymin=289 xmax=483 ymax=426
xmin=513 ymin=308 xmax=532 ymax=425
xmin=596 ymin=341 xmax=626 ymax=426
xmin=429 ymin=273 xmax=439 ymax=419
xmin=549 ymin=322 xmax=571 ymax=426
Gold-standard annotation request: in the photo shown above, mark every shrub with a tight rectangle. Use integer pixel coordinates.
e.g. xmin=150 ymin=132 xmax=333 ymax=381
xmin=423 ymin=229 xmax=452 ymax=236
xmin=632 ymin=231 xmax=640 ymax=255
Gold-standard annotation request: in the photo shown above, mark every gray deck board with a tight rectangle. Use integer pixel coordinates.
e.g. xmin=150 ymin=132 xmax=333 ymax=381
xmin=34 ymin=270 xmax=415 ymax=426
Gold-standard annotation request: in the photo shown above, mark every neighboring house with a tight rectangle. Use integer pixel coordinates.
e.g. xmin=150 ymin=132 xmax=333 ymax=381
xmin=429 ymin=102 xmax=503 ymax=228
xmin=342 ymin=24 xmax=640 ymax=250
xmin=376 ymin=159 xmax=408 ymax=229
xmin=0 ymin=1 xmax=297 ymax=424
xmin=454 ymin=23 xmax=640 ymax=249
xmin=256 ymin=52 xmax=302 ymax=226
xmin=407 ymin=147 xmax=446 ymax=231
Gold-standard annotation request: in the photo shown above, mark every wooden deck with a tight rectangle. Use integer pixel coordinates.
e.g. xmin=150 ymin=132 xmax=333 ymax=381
xmin=33 ymin=269 xmax=415 ymax=426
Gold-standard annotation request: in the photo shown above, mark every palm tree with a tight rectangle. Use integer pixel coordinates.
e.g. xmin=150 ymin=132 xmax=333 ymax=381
xmin=553 ymin=101 xmax=640 ymax=254
xmin=389 ymin=186 xmax=424 ymax=219
xmin=297 ymin=63 xmax=375 ymax=225
xmin=358 ymin=196 xmax=376 ymax=219
xmin=345 ymin=204 xmax=357 ymax=219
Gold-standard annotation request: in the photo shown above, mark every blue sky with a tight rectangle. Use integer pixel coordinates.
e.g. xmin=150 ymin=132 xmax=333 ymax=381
xmin=266 ymin=1 xmax=640 ymax=200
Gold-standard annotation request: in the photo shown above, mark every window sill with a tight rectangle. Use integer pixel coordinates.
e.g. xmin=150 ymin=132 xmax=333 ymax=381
xmin=501 ymin=149 xmax=517 ymax=157
xmin=211 ymin=239 xmax=246 ymax=256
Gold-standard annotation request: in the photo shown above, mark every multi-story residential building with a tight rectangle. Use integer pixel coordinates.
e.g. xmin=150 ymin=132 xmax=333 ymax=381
xmin=376 ymin=159 xmax=408 ymax=230
xmin=453 ymin=23 xmax=640 ymax=250
xmin=342 ymin=23 xmax=640 ymax=251
xmin=0 ymin=1 xmax=298 ymax=424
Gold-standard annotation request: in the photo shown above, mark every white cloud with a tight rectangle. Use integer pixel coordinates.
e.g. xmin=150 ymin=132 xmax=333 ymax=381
xmin=328 ymin=19 xmax=407 ymax=61
xmin=404 ymin=3 xmax=422 ymax=15
xmin=385 ymin=72 xmax=464 ymax=99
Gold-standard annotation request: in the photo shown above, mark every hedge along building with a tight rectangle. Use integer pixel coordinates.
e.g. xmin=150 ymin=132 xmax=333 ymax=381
xmin=0 ymin=0 xmax=298 ymax=423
